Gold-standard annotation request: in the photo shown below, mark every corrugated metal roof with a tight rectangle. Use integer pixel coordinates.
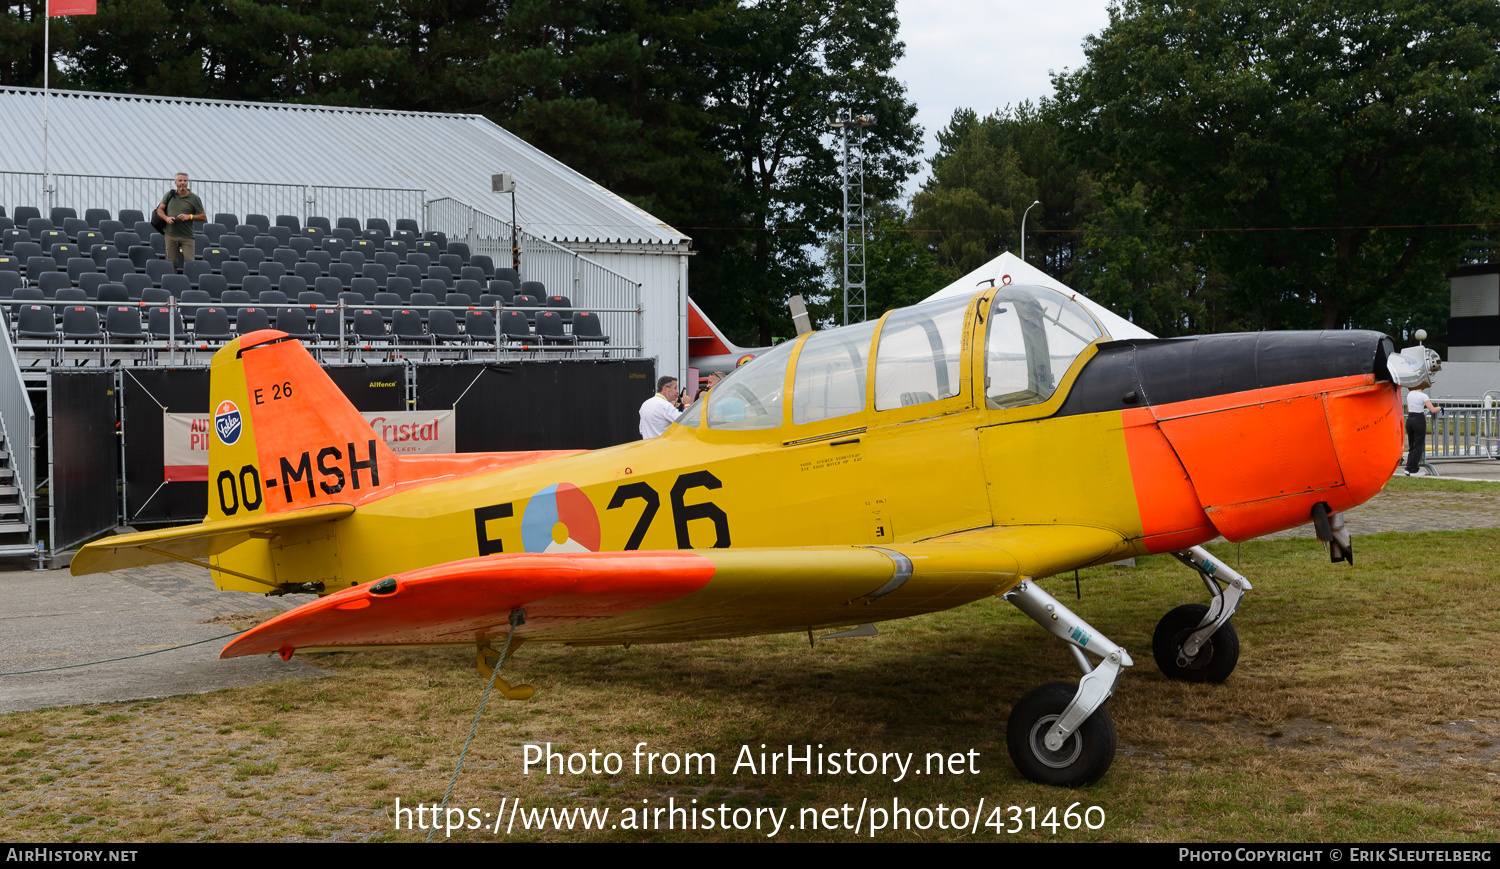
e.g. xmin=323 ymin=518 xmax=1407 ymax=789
xmin=0 ymin=86 xmax=689 ymax=248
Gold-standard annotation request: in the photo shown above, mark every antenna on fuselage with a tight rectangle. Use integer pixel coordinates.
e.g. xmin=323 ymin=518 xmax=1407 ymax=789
xmin=788 ymin=295 xmax=812 ymax=336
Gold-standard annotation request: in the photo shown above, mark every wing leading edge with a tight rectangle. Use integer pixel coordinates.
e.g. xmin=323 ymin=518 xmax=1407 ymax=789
xmin=221 ymin=524 xmax=1128 ymax=657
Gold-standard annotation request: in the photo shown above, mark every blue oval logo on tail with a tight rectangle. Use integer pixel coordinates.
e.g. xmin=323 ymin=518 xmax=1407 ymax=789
xmin=214 ymin=400 xmax=242 ymax=445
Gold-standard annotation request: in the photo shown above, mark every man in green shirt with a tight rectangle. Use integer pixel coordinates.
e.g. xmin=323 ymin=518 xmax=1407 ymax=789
xmin=156 ymin=172 xmax=205 ymax=273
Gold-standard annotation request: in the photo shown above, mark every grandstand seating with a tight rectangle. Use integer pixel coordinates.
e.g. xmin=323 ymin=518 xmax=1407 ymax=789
xmin=0 ymin=202 xmax=611 ymax=365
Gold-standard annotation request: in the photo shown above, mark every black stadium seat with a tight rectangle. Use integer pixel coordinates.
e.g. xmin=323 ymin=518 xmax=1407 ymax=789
xmin=78 ymin=273 xmax=108 ymax=299
xmin=121 ymin=274 xmax=152 ymax=301
xmin=235 ymin=307 xmax=271 ymax=334
xmin=220 ymin=261 xmax=250 ymax=290
xmin=384 ymin=276 xmax=413 ymax=302
xmin=315 ymin=308 xmax=344 ymax=341
xmin=352 ymin=309 xmax=387 ymax=341
xmin=148 ymin=306 xmax=187 ymax=340
xmin=241 ymin=275 xmax=272 ymax=299
xmin=275 ymin=306 xmax=310 ymax=336
xmin=429 ymin=309 xmax=465 ymax=344
xmin=464 ymin=310 xmax=496 ymax=344
xmin=17 ymin=305 xmax=57 ymax=341
xmin=572 ymin=311 xmax=610 ymax=349
xmin=499 ymin=310 xmax=531 ymax=344
xmin=96 ymin=282 xmax=129 ymax=304
xmin=194 ymin=307 xmax=234 ymax=343
xmin=105 ymin=306 xmax=146 ymax=345
xmin=535 ymin=311 xmax=573 ymax=346
xmin=38 ymin=272 xmax=71 ymax=298
xmin=392 ymin=309 xmax=429 ymax=344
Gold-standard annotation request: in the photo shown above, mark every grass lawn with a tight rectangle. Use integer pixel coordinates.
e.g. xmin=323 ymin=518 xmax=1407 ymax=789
xmin=2 ymin=530 xmax=1497 ymax=842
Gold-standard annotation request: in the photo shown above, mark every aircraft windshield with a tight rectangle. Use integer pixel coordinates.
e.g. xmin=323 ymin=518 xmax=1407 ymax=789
xmin=984 ymin=286 xmax=1101 ymax=409
xmin=792 ymin=319 xmax=879 ymax=424
xmin=704 ymin=339 xmax=797 ymax=430
xmin=873 ymin=294 xmax=971 ymax=411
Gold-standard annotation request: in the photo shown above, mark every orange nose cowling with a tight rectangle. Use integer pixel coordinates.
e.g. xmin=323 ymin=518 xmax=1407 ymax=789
xmin=1154 ymin=378 xmax=1402 ymax=543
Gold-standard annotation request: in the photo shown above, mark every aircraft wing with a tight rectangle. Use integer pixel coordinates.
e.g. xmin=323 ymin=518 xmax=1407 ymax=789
xmin=69 ymin=504 xmax=355 ymax=575
xmin=221 ymin=524 xmax=1128 ymax=657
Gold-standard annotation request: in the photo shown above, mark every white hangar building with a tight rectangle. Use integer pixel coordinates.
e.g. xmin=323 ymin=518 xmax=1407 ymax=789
xmin=0 ymin=86 xmax=692 ymax=376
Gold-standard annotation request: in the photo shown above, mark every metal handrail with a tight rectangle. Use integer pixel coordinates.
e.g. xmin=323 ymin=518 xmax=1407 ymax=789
xmin=0 ymin=312 xmax=37 ymax=549
xmin=1 ymin=170 xmax=426 ymax=234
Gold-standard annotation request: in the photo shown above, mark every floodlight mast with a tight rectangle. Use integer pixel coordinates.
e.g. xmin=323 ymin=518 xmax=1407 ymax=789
xmin=828 ymin=112 xmax=875 ymax=325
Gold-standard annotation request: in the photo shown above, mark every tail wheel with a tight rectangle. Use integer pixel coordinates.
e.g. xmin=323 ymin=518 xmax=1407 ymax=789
xmin=1006 ymin=682 xmax=1116 ymax=786
xmin=1152 ymin=603 xmax=1239 ymax=683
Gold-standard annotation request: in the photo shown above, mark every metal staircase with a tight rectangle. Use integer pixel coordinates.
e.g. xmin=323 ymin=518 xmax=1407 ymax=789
xmin=0 ymin=430 xmax=31 ymax=554
xmin=0 ymin=317 xmax=38 ymax=559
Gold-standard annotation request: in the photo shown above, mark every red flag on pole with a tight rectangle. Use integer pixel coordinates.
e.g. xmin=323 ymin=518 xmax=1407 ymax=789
xmin=49 ymin=0 xmax=96 ymax=15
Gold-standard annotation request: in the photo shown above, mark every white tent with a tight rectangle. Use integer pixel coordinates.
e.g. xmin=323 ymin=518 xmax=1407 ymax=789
xmin=924 ymin=251 xmax=1156 ymax=340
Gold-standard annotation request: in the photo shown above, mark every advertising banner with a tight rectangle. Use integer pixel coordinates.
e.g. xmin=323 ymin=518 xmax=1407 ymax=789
xmin=163 ymin=410 xmax=455 ymax=481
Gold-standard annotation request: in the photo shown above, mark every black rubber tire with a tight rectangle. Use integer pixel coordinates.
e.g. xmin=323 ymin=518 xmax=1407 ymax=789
xmin=1152 ymin=603 xmax=1240 ymax=683
xmin=1005 ymin=682 xmax=1116 ymax=787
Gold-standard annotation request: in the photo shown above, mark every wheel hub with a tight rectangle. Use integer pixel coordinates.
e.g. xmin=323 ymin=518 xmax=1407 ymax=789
xmin=1028 ymin=714 xmax=1082 ymax=768
xmin=1174 ymin=629 xmax=1211 ymax=670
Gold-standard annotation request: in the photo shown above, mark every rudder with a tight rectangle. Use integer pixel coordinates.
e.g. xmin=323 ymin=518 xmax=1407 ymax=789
xmin=207 ymin=331 xmax=396 ymax=522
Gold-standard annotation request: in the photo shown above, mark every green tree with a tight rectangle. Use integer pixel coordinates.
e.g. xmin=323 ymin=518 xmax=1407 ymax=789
xmin=908 ymin=104 xmax=1092 ymax=279
xmin=689 ymin=0 xmax=921 ymax=344
xmin=1068 ymin=178 xmax=1227 ymax=337
xmin=1053 ymin=0 xmax=1500 ymax=333
xmin=819 ymin=204 xmax=954 ymax=325
xmin=4 ymin=0 xmax=923 ymax=343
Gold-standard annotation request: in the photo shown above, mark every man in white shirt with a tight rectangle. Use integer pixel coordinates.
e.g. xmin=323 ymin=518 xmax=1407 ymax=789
xmin=1405 ymin=380 xmax=1441 ymax=475
xmin=640 ymin=375 xmax=694 ymax=438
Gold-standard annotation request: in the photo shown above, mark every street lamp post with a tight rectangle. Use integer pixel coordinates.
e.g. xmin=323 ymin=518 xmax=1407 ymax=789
xmin=1021 ymin=200 xmax=1041 ymax=264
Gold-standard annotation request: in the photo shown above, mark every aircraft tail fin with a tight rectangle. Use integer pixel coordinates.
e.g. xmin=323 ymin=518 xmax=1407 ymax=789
xmin=207 ymin=331 xmax=397 ymax=521
xmin=687 ymin=297 xmax=744 ymax=359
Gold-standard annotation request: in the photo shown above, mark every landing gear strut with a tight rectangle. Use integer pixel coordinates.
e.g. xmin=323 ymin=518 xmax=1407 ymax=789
xmin=1154 ymin=546 xmax=1250 ymax=683
xmin=1003 ymin=580 xmax=1132 ymax=786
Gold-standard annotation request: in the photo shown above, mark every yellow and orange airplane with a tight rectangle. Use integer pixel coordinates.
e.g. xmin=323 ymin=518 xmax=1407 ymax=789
xmin=72 ymin=284 xmax=1407 ymax=786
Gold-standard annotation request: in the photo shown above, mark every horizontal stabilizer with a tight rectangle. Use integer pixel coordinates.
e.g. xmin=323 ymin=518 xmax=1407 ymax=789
xmin=69 ymin=504 xmax=354 ymax=576
xmin=222 ymin=525 xmax=1127 ymax=657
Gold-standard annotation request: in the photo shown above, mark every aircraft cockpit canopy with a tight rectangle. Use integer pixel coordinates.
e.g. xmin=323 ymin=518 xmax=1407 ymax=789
xmin=686 ymin=285 xmax=1104 ymax=431
xmin=984 ymin=285 xmax=1102 ymax=409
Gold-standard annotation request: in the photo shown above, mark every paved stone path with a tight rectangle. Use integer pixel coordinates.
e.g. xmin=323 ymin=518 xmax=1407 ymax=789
xmin=111 ymin=562 xmax=302 ymax=618
xmin=1265 ymin=486 xmax=1500 ymax=540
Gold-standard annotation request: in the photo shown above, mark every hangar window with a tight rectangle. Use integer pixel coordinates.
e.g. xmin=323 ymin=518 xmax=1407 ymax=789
xmin=873 ymin=294 xmax=971 ymax=411
xmin=705 ymin=339 xmax=796 ymax=430
xmin=792 ymin=319 xmax=879 ymax=424
xmin=985 ymin=286 xmax=1101 ymax=409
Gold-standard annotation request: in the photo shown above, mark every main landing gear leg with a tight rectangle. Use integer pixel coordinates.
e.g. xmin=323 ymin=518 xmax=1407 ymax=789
xmin=1153 ymin=546 xmax=1251 ymax=683
xmin=1002 ymin=579 xmax=1133 ymax=786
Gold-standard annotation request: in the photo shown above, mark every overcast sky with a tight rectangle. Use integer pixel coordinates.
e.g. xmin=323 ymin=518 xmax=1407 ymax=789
xmin=891 ymin=0 xmax=1115 ymax=203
